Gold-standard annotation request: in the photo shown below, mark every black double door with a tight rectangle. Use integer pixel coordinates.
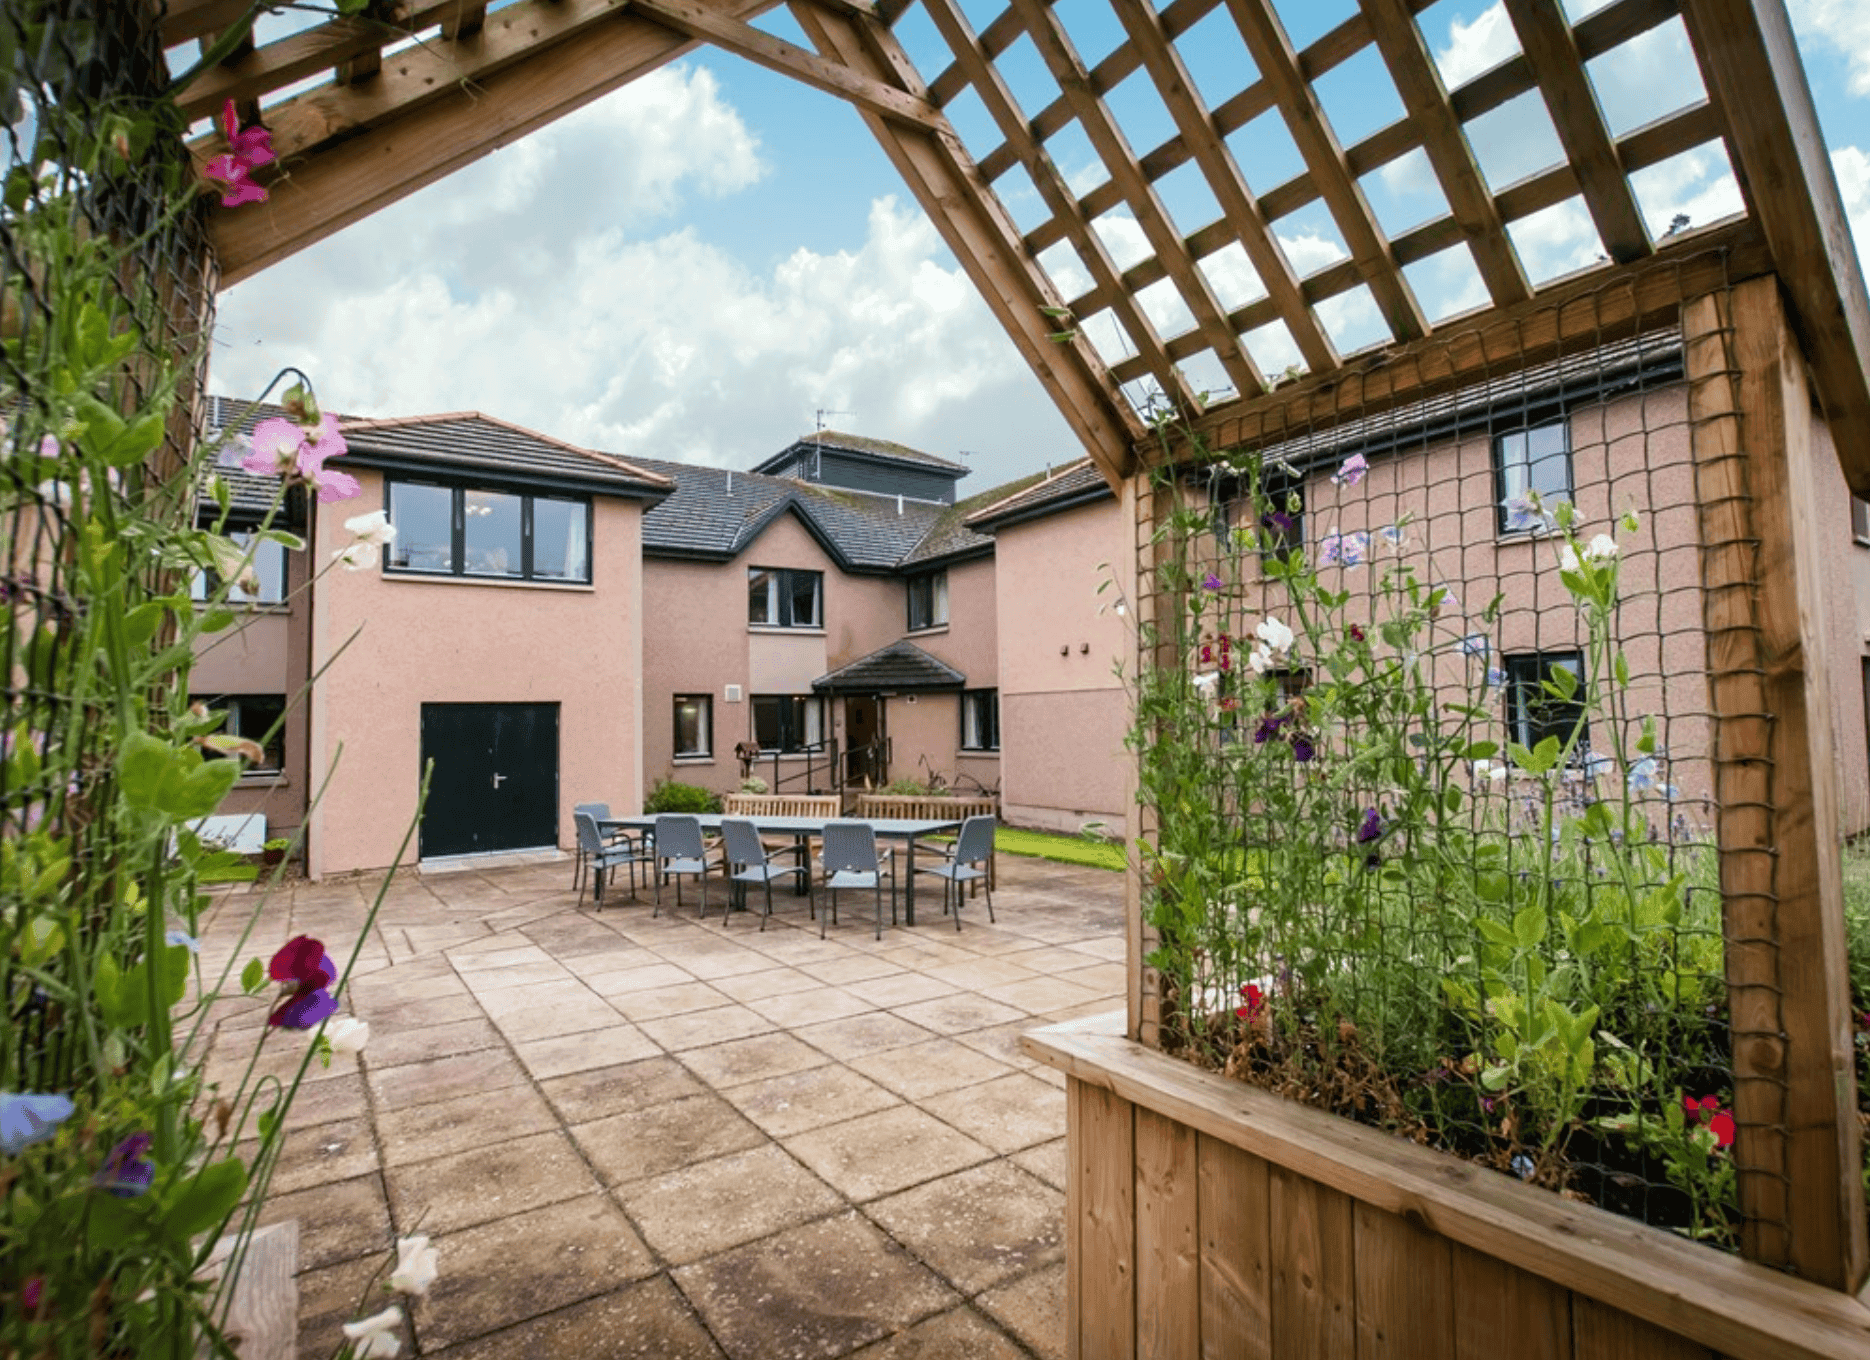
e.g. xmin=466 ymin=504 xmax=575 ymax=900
xmin=419 ymin=703 xmax=559 ymax=858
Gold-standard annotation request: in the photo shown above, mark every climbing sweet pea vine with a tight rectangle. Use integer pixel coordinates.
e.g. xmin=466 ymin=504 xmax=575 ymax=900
xmin=1129 ymin=437 xmax=1735 ymax=1243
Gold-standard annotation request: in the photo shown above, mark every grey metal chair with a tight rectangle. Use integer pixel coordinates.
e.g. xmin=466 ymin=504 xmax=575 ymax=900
xmin=574 ymin=812 xmax=645 ymax=906
xmin=572 ymin=802 xmax=642 ymax=894
xmin=819 ymin=820 xmax=896 ymax=940
xmin=913 ymin=814 xmax=997 ymax=928
xmin=652 ymin=814 xmax=718 ymax=916
xmin=721 ymin=817 xmax=810 ymax=929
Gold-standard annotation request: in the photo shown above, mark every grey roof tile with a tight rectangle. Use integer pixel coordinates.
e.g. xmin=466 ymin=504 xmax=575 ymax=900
xmin=753 ymin=430 xmax=968 ymax=474
xmin=963 ymin=459 xmax=1113 ymax=532
xmin=336 ymin=411 xmax=670 ymax=496
xmin=813 ymin=639 xmax=967 ymax=691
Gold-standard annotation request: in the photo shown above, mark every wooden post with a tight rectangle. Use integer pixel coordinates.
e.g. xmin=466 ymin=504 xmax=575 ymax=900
xmin=1685 ymin=276 xmax=1867 ymax=1289
xmin=1127 ymin=470 xmax=1156 ymax=1046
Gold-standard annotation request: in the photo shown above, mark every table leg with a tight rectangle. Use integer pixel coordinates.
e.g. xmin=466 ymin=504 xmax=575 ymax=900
xmin=904 ymin=838 xmax=916 ymax=927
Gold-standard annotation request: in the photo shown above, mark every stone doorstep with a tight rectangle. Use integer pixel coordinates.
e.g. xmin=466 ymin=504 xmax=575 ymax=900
xmin=199 ymin=1220 xmax=299 ymax=1360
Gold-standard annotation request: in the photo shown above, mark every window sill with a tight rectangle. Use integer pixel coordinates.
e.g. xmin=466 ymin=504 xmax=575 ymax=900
xmin=959 ymin=749 xmax=1001 ymax=757
xmin=195 ymin=602 xmax=291 ymax=615
xmin=748 ymin=625 xmax=826 ymax=636
xmin=672 ymin=755 xmax=715 ymax=765
xmin=235 ymin=773 xmax=288 ymax=787
xmin=1854 ymin=535 xmax=1870 ymax=549
xmin=1494 ymin=527 xmax=1563 ymax=546
xmin=380 ymin=572 xmax=595 ymax=593
xmin=906 ymin=624 xmax=950 ymax=638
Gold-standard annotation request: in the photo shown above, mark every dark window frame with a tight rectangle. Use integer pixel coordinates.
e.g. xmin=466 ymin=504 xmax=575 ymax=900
xmin=1503 ymin=650 xmax=1589 ymax=758
xmin=748 ymin=567 xmax=824 ymax=629
xmin=382 ymin=478 xmax=593 ymax=584
xmin=672 ymin=694 xmax=713 ymax=759
xmin=750 ymin=694 xmax=826 ymax=752
xmin=1853 ymin=497 xmax=1870 ymax=546
xmin=1209 ymin=470 xmax=1303 ymax=560
xmin=907 ymin=569 xmax=949 ymax=631
xmin=1493 ymin=417 xmax=1574 ymax=535
xmin=960 ymin=688 xmax=1000 ymax=752
xmin=191 ymin=692 xmax=288 ymax=775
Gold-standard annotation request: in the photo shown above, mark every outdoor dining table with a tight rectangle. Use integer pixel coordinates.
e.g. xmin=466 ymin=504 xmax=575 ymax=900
xmin=599 ymin=814 xmax=963 ymax=926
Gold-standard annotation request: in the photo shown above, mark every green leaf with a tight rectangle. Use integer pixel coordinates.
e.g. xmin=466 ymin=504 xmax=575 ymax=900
xmin=256 ymin=528 xmax=305 ymax=551
xmin=18 ymin=912 xmax=64 ymax=967
xmin=198 ymin=609 xmax=237 ymax=634
xmin=1480 ymin=1064 xmax=1513 ymax=1091
xmin=164 ymin=1158 xmax=248 ymax=1243
xmin=94 ymin=955 xmax=138 ymax=1028
xmin=241 ymin=957 xmax=265 ymax=993
xmin=117 ymin=731 xmax=171 ymax=812
xmin=1531 ymin=735 xmax=1562 ymax=771
xmin=1513 ymin=905 xmax=1548 ymax=950
xmin=1476 ymin=917 xmax=1515 ymax=947
xmin=122 ymin=601 xmax=164 ymax=649
xmin=1543 ymin=666 xmax=1579 ymax=700
xmin=1463 ymin=740 xmax=1499 ymax=760
xmin=1613 ymin=651 xmax=1630 ymax=688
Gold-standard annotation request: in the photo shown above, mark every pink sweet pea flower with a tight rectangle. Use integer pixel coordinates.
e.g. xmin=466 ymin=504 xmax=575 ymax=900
xmin=242 ymin=417 xmax=305 ymax=475
xmin=307 ymin=464 xmax=361 ymax=503
xmin=220 ymin=99 xmax=275 ymax=170
xmin=302 ymin=412 xmax=347 ymax=465
xmin=201 ymin=153 xmax=267 ymax=208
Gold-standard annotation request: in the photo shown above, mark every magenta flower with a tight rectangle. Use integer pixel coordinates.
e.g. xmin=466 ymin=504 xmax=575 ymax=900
xmin=21 ymin=1277 xmax=43 ymax=1312
xmin=221 ymin=98 xmax=275 ymax=170
xmin=202 ymin=100 xmax=274 ymax=207
xmin=269 ymin=936 xmax=339 ymax=1030
xmin=1355 ymin=807 xmax=1385 ymax=844
xmin=97 ymin=1132 xmax=155 ymax=1197
xmin=1331 ymin=453 xmax=1368 ymax=487
xmin=1201 ymin=572 xmax=1223 ymax=591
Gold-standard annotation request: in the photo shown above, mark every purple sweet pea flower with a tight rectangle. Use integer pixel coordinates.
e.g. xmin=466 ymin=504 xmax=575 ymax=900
xmin=1331 ymin=453 xmax=1368 ymax=487
xmin=1356 ymin=807 xmax=1385 ymax=844
xmin=97 ymin=1132 xmax=155 ymax=1197
xmin=1 ymin=1092 xmax=74 ymax=1155
xmin=1200 ymin=572 xmax=1224 ymax=592
xmin=1291 ymin=734 xmax=1316 ymax=763
xmin=269 ymin=936 xmax=340 ymax=1030
xmin=272 ymin=986 xmax=339 ymax=1030
xmin=1252 ymin=713 xmax=1287 ymax=745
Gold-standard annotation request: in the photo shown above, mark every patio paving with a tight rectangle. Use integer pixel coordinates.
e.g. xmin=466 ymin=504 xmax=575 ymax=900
xmin=198 ymin=851 xmax=1125 ymax=1358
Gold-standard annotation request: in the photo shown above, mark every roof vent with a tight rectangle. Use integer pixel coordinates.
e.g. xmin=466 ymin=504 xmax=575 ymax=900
xmin=726 ymin=470 xmax=733 ymax=496
xmin=896 ymin=494 xmax=903 ymax=515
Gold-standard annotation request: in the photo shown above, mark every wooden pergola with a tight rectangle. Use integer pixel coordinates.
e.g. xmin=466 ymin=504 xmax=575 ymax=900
xmin=163 ymin=0 xmax=1870 ymax=1317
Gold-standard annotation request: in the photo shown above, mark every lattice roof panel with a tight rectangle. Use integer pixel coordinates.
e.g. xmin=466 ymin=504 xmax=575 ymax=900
xmin=163 ymin=0 xmax=1870 ymax=492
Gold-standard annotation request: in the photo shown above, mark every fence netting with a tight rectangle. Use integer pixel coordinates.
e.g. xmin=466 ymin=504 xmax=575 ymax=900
xmin=1128 ymin=257 xmax=1821 ymax=1256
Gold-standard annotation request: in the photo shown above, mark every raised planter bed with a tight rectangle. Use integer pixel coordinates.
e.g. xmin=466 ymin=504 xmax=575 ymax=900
xmin=1024 ymin=1011 xmax=1870 ymax=1360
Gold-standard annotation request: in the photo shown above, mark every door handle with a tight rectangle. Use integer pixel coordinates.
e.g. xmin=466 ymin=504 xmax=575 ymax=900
xmin=492 ymin=773 xmax=507 ymax=788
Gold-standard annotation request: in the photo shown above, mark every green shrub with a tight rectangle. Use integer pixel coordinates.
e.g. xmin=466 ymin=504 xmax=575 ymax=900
xmin=880 ymin=778 xmax=936 ymax=796
xmin=645 ymin=779 xmax=721 ymax=814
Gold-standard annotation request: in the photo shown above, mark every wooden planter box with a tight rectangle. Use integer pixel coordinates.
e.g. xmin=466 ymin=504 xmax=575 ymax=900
xmin=1024 ymin=1012 xmax=1870 ymax=1360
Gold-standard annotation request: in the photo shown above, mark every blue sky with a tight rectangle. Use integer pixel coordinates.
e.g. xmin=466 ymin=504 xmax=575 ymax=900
xmin=209 ymin=0 xmax=1870 ymax=496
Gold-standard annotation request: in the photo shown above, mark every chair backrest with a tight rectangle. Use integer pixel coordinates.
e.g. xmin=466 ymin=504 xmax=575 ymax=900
xmin=654 ymin=814 xmax=705 ymax=860
xmin=955 ymin=814 xmax=996 ymax=865
xmin=822 ymin=820 xmax=880 ymax=874
xmin=573 ymin=811 xmax=606 ymax=855
xmin=720 ymin=818 xmax=764 ymax=870
xmin=574 ymin=801 xmax=611 ymax=822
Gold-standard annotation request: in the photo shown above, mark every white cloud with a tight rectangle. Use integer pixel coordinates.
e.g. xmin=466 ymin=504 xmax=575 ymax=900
xmin=1835 ymin=145 xmax=1870 ymax=262
xmin=1790 ymin=0 xmax=1870 ymax=97
xmin=211 ymin=65 xmax=1077 ymax=487
xmin=1434 ymin=4 xmax=1517 ymax=90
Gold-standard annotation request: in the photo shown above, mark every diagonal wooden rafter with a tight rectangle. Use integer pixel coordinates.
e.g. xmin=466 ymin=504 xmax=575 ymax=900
xmin=784 ymin=0 xmax=1143 ymax=478
xmin=1220 ymin=0 xmax=1428 ymax=346
xmin=1105 ymin=0 xmax=1337 ymax=377
xmin=917 ymin=0 xmax=1199 ymax=415
xmin=1357 ymin=0 xmax=1532 ymax=308
xmin=1499 ymin=0 xmax=1651 ymax=263
xmin=1004 ymin=0 xmax=1266 ymax=403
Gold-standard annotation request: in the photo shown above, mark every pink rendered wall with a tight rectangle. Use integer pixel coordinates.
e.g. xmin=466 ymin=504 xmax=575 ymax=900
xmin=305 ymin=469 xmax=645 ymax=877
xmin=642 ymin=556 xmax=745 ymax=790
xmin=993 ymin=493 xmax=1134 ymax=834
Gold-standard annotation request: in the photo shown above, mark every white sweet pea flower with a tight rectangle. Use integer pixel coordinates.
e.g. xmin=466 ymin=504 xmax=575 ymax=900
xmin=1192 ymin=671 xmax=1221 ymax=695
xmin=342 ymin=1305 xmax=404 ymax=1358
xmin=345 ymin=509 xmax=396 ymax=548
xmin=389 ymin=1234 xmax=438 ymax=1297
xmin=326 ymin=1016 xmax=369 ymax=1057
xmin=1248 ymin=645 xmax=1274 ymax=675
xmin=1585 ymin=533 xmax=1619 ymax=561
xmin=333 ymin=542 xmax=376 ymax=571
xmin=1472 ymin=759 xmax=1508 ymax=783
xmin=1253 ymin=616 xmax=1294 ymax=655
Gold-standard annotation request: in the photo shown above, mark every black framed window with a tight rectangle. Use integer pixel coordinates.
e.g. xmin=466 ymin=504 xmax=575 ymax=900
xmin=961 ymin=689 xmax=1000 ymax=751
xmin=191 ymin=530 xmax=287 ymax=606
xmin=1494 ymin=419 xmax=1573 ymax=533
xmin=673 ymin=694 xmax=713 ymax=759
xmin=907 ymin=570 xmax=949 ymax=631
xmin=1210 ymin=470 xmax=1302 ymax=558
xmin=751 ymin=694 xmax=825 ymax=752
xmin=385 ymin=479 xmax=592 ymax=583
xmin=1852 ymin=497 xmax=1870 ymax=546
xmin=1504 ymin=651 xmax=1588 ymax=756
xmin=191 ymin=693 xmax=287 ymax=773
xmin=748 ymin=568 xmax=822 ymax=628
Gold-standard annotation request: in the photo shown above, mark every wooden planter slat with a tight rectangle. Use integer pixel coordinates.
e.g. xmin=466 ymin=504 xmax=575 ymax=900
xmin=1028 ymin=1013 xmax=1870 ymax=1360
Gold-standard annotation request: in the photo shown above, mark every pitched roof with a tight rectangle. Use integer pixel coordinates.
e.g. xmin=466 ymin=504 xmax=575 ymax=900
xmin=752 ymin=430 xmax=969 ymax=475
xmin=336 ymin=411 xmax=671 ymax=498
xmin=813 ymin=639 xmax=967 ymax=692
xmin=965 ymin=459 xmax=1115 ymax=533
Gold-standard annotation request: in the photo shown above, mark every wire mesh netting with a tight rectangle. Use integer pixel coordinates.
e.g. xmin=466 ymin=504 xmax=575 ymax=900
xmin=1127 ymin=257 xmax=1814 ymax=1253
xmin=1 ymin=1 xmax=214 ymax=1096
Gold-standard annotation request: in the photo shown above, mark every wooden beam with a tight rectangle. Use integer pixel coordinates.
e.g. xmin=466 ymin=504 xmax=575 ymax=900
xmin=208 ymin=1 xmax=781 ymax=285
xmin=1358 ymin=0 xmax=1532 ymax=307
xmin=1220 ymin=0 xmax=1428 ymax=345
xmin=1109 ymin=0 xmax=1337 ymax=377
xmin=1006 ymin=0 xmax=1266 ymax=403
xmin=1691 ymin=277 xmax=1868 ymax=1290
xmin=1499 ymin=0 xmax=1650 ymax=263
xmin=441 ymin=0 xmax=489 ymax=40
xmin=786 ymin=0 xmax=1144 ymax=485
xmin=162 ymin=0 xmax=253 ymax=48
xmin=628 ymin=0 xmax=942 ymax=129
xmin=1156 ymin=216 xmax=1766 ymax=463
xmin=917 ymin=0 xmax=1198 ymax=416
xmin=1677 ymin=0 xmax=1870 ymax=497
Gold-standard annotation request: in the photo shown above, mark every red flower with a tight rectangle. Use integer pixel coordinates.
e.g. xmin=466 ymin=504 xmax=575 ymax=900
xmin=1236 ymin=982 xmax=1265 ymax=1020
xmin=1708 ymin=1111 xmax=1735 ymax=1148
xmin=1348 ymin=624 xmax=1365 ymax=642
xmin=1685 ymin=1094 xmax=1736 ymax=1149
xmin=270 ymin=935 xmax=335 ymax=988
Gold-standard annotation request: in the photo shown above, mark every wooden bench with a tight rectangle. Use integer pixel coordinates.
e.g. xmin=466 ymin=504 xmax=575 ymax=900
xmin=854 ymin=795 xmax=998 ymax=892
xmin=720 ymin=793 xmax=843 ymax=819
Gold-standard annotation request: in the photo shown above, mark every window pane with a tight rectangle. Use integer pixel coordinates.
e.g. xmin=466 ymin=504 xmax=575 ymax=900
xmin=532 ymin=497 xmax=588 ymax=581
xmin=752 ymin=696 xmax=782 ymax=748
xmin=1526 ymin=422 xmax=1571 ymax=500
xmin=801 ymin=697 xmax=823 ymax=748
xmin=674 ymin=696 xmax=710 ymax=757
xmin=932 ymin=571 xmax=948 ymax=625
xmin=788 ymin=571 xmax=821 ymax=627
xmin=749 ymin=570 xmax=777 ymax=625
xmin=389 ymin=483 xmax=454 ymax=571
xmin=464 ymin=489 xmax=523 ymax=577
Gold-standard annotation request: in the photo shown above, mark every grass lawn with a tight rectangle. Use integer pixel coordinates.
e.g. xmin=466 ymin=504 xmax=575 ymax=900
xmin=995 ymin=825 xmax=1126 ymax=872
